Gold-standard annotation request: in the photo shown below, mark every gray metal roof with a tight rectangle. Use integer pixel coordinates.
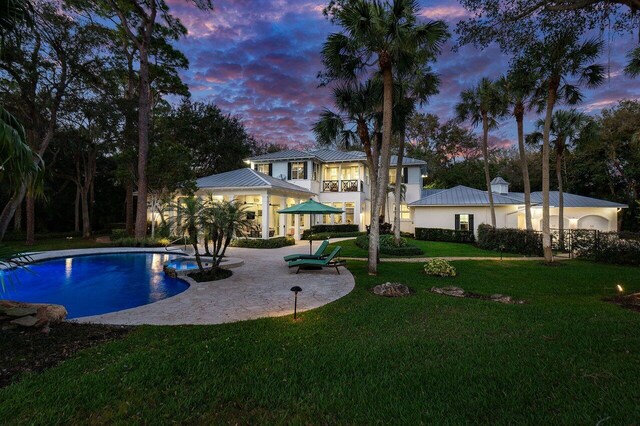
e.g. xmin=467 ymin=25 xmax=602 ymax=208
xmin=409 ymin=185 xmax=525 ymax=206
xmin=196 ymin=168 xmax=312 ymax=194
xmin=490 ymin=176 xmax=509 ymax=185
xmin=529 ymin=192 xmax=627 ymax=208
xmin=249 ymin=148 xmax=426 ymax=166
xmin=249 ymin=149 xmax=314 ymax=162
xmin=421 ymin=188 xmax=446 ymax=198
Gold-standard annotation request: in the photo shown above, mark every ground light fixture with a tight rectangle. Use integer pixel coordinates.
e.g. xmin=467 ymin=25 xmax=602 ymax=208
xmin=290 ymin=286 xmax=302 ymax=319
xmin=617 ymin=284 xmax=624 ymax=294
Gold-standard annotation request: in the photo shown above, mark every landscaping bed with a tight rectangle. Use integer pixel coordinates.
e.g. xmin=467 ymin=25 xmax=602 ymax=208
xmin=0 ymin=323 xmax=130 ymax=388
xmin=188 ymin=268 xmax=233 ymax=282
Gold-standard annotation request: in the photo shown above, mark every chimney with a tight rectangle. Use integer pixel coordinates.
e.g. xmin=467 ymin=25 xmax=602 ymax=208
xmin=490 ymin=177 xmax=509 ymax=195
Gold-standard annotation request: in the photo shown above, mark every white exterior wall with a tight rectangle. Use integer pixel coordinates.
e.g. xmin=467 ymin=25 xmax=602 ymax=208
xmin=411 ymin=205 xmax=520 ymax=235
xmin=528 ymin=207 xmax=619 ymax=232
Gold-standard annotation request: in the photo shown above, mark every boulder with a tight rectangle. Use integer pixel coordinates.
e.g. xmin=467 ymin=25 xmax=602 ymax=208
xmin=0 ymin=300 xmax=67 ymax=331
xmin=430 ymin=286 xmax=466 ymax=297
xmin=372 ymin=282 xmax=412 ymax=297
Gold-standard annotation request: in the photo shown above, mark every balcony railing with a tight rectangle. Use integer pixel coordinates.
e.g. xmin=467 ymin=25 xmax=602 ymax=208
xmin=322 ymin=179 xmax=362 ymax=192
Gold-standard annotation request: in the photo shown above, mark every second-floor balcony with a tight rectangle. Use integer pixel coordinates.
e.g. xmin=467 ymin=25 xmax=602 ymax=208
xmin=322 ymin=179 xmax=363 ymax=192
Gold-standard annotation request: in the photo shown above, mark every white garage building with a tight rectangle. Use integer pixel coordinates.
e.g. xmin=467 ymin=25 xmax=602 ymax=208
xmin=409 ymin=177 xmax=627 ymax=235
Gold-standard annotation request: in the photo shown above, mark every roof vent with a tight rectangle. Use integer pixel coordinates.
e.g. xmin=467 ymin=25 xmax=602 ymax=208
xmin=490 ymin=177 xmax=510 ymax=195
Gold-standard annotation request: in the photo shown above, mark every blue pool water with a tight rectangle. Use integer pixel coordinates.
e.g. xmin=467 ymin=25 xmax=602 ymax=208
xmin=1 ymin=253 xmax=189 ymax=319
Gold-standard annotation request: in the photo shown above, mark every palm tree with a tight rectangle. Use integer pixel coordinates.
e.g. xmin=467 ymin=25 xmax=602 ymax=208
xmin=204 ymin=200 xmax=252 ymax=268
xmin=392 ymin=62 xmax=442 ymax=241
xmin=320 ymin=0 xmax=447 ymax=275
xmin=455 ymin=77 xmax=506 ymax=227
xmin=624 ymin=46 xmax=640 ymax=78
xmin=497 ymin=70 xmax=541 ymax=231
xmin=387 ymin=183 xmax=406 ymax=222
xmin=171 ymin=196 xmax=206 ymax=273
xmin=530 ymin=109 xmax=587 ymax=247
xmin=515 ymin=29 xmax=604 ymax=261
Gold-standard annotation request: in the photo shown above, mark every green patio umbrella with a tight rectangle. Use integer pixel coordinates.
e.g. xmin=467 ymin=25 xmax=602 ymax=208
xmin=278 ymin=199 xmax=344 ymax=254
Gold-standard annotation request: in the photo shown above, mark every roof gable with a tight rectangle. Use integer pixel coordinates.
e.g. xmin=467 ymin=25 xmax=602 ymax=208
xmin=196 ymin=168 xmax=312 ymax=193
xmin=410 ymin=185 xmax=524 ymax=206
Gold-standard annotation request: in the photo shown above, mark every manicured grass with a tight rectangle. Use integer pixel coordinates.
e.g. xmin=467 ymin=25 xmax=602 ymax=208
xmin=328 ymin=237 xmax=518 ymax=258
xmin=1 ymin=260 xmax=639 ymax=423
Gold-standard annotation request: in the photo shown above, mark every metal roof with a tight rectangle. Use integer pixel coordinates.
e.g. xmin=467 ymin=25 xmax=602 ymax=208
xmin=196 ymin=168 xmax=313 ymax=194
xmin=528 ymin=192 xmax=627 ymax=208
xmin=409 ymin=185 xmax=525 ymax=206
xmin=248 ymin=148 xmax=426 ymax=166
xmin=490 ymin=176 xmax=509 ymax=185
xmin=420 ymin=188 xmax=446 ymax=198
xmin=249 ymin=149 xmax=315 ymax=162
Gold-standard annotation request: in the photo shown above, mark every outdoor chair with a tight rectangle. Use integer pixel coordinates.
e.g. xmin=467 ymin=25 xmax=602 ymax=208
xmin=283 ymin=240 xmax=329 ymax=262
xmin=288 ymin=246 xmax=346 ymax=274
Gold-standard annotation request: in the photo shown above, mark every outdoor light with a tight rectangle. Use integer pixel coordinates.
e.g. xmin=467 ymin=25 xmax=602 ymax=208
xmin=617 ymin=284 xmax=624 ymax=294
xmin=500 ymin=244 xmax=505 ymax=261
xmin=290 ymin=286 xmax=302 ymax=319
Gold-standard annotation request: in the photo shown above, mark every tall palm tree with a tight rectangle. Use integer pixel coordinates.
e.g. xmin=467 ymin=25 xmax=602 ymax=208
xmin=515 ymin=29 xmax=604 ymax=261
xmin=392 ymin=61 xmax=442 ymax=241
xmin=624 ymin=46 xmax=640 ymax=78
xmin=497 ymin=70 xmax=541 ymax=231
xmin=320 ymin=0 xmax=447 ymax=275
xmin=455 ymin=77 xmax=506 ymax=227
xmin=530 ymin=109 xmax=587 ymax=246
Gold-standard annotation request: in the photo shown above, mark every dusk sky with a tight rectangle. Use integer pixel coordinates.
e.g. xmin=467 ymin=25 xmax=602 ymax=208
xmin=167 ymin=0 xmax=639 ymax=149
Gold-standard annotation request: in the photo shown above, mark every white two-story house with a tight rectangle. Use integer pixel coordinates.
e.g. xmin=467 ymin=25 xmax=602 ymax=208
xmin=192 ymin=148 xmax=427 ymax=239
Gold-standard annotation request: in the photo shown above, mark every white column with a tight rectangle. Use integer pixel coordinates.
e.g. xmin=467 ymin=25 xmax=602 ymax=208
xmin=355 ymin=199 xmax=361 ymax=227
xmin=338 ymin=163 xmax=342 ymax=193
xmin=294 ymin=199 xmax=301 ymax=240
xmin=262 ymin=194 xmax=270 ymax=239
xmin=279 ymin=196 xmax=286 ymax=236
xmin=342 ymin=202 xmax=346 ymax=224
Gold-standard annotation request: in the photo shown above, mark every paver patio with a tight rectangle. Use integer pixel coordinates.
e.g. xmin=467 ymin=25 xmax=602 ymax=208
xmin=24 ymin=244 xmax=354 ymax=326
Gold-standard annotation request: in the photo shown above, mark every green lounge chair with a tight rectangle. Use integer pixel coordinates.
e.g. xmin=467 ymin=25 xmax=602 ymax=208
xmin=283 ymin=240 xmax=330 ymax=262
xmin=288 ymin=247 xmax=346 ymax=274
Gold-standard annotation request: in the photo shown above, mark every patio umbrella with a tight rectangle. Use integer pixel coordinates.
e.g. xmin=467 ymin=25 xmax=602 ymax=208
xmin=278 ymin=199 xmax=344 ymax=254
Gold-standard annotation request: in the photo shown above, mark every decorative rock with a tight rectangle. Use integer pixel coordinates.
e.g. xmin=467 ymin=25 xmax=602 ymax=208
xmin=430 ymin=286 xmax=466 ymax=297
xmin=372 ymin=282 xmax=412 ymax=297
xmin=0 ymin=300 xmax=67 ymax=331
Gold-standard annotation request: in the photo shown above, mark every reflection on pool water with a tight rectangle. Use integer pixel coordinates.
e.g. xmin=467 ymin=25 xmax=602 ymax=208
xmin=164 ymin=258 xmax=212 ymax=271
xmin=1 ymin=253 xmax=189 ymax=319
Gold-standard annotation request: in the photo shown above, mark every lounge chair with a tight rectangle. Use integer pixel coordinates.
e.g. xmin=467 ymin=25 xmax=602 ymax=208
xmin=283 ymin=240 xmax=330 ymax=262
xmin=288 ymin=247 xmax=346 ymax=274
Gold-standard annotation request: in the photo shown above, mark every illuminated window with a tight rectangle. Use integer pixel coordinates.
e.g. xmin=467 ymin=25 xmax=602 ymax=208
xmin=256 ymin=164 xmax=270 ymax=175
xmin=290 ymin=162 xmax=306 ymax=179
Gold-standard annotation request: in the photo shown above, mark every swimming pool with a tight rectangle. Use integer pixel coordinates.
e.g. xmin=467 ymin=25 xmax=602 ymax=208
xmin=1 ymin=253 xmax=189 ymax=319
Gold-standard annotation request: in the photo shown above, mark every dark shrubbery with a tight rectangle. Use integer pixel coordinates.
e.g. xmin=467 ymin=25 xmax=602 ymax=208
xmin=301 ymin=225 xmax=361 ymax=240
xmin=355 ymin=234 xmax=424 ymax=256
xmin=111 ymin=228 xmax=127 ymax=240
xmin=188 ymin=268 xmax=233 ymax=282
xmin=477 ymin=225 xmax=543 ymax=256
xmin=572 ymin=230 xmax=640 ymax=266
xmin=230 ymin=237 xmax=295 ymax=249
xmin=110 ymin=237 xmax=170 ymax=247
xmin=415 ymin=228 xmax=475 ymax=243
xmin=301 ymin=231 xmax=366 ymax=240
xmin=308 ymin=224 xmax=359 ymax=233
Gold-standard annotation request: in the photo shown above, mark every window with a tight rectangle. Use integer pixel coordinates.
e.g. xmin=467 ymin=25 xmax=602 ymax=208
xmin=312 ymin=163 xmax=321 ymax=181
xmin=389 ymin=167 xmax=408 ymax=185
xmin=255 ymin=163 xmax=271 ymax=175
xmin=325 ymin=166 xmax=339 ymax=181
xmin=455 ymin=214 xmax=474 ymax=232
xmin=400 ymin=203 xmax=410 ymax=220
xmin=345 ymin=202 xmax=355 ymax=224
xmin=289 ymin=162 xmax=306 ymax=180
xmin=341 ymin=165 xmax=359 ymax=180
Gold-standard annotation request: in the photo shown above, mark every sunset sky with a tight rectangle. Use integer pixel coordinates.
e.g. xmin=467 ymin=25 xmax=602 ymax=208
xmin=166 ymin=0 xmax=639 ymax=149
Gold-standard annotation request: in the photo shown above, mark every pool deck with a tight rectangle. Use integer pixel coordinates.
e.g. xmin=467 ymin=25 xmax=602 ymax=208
xmin=26 ymin=243 xmax=355 ymax=326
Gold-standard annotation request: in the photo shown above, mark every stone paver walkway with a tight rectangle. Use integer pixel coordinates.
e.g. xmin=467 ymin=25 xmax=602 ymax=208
xmin=38 ymin=243 xmax=355 ymax=325
xmin=342 ymin=256 xmax=553 ymax=262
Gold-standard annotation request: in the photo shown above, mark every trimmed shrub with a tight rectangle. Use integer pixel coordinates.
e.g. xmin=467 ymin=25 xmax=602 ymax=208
xmin=476 ymin=224 xmax=543 ymax=256
xmin=301 ymin=231 xmax=366 ymax=240
xmin=415 ymin=227 xmax=475 ymax=243
xmin=423 ymin=258 xmax=457 ymax=277
xmin=572 ymin=230 xmax=640 ymax=266
xmin=230 ymin=236 xmax=295 ymax=249
xmin=355 ymin=235 xmax=424 ymax=256
xmin=110 ymin=237 xmax=170 ymax=247
xmin=111 ymin=228 xmax=127 ymax=240
xmin=308 ymin=224 xmax=359 ymax=234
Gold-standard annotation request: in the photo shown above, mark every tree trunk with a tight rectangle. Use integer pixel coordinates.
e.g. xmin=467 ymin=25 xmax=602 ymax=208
xmin=369 ymin=57 xmax=394 ymax=275
xmin=13 ymin=200 xmax=22 ymax=232
xmin=125 ymin=182 xmax=134 ymax=236
xmin=134 ymin=43 xmax=151 ymax=239
xmin=25 ymin=194 xmax=35 ymax=246
xmin=393 ymin=125 xmax=406 ymax=241
xmin=541 ymin=82 xmax=559 ymax=262
xmin=0 ymin=184 xmax=26 ymax=241
xmin=515 ymin=107 xmax=533 ymax=230
xmin=81 ymin=188 xmax=91 ymax=238
xmin=556 ymin=140 xmax=565 ymax=249
xmin=74 ymin=185 xmax=81 ymax=233
xmin=482 ymin=112 xmax=496 ymax=227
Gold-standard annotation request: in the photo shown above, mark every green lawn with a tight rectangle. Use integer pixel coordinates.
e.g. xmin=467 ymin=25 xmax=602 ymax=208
xmin=328 ymin=238 xmax=519 ymax=258
xmin=2 ymin=260 xmax=640 ymax=423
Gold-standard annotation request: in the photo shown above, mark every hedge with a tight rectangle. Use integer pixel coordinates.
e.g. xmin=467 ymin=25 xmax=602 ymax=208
xmin=572 ymin=230 xmax=640 ymax=266
xmin=110 ymin=237 xmax=170 ymax=247
xmin=230 ymin=236 xmax=295 ymax=249
xmin=415 ymin=228 xmax=475 ymax=243
xmin=355 ymin=234 xmax=424 ymax=256
xmin=301 ymin=231 xmax=366 ymax=240
xmin=476 ymin=224 xmax=543 ymax=256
